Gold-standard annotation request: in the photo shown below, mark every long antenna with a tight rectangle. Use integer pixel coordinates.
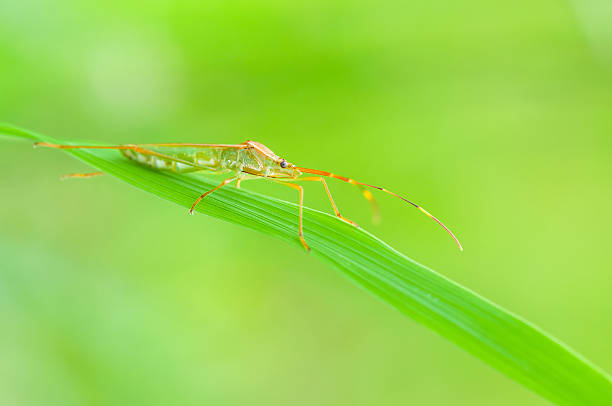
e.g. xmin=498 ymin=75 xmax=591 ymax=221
xmin=295 ymin=167 xmax=463 ymax=251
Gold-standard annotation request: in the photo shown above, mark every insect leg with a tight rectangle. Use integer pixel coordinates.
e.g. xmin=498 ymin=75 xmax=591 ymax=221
xmin=295 ymin=166 xmax=462 ymax=251
xmin=34 ymin=142 xmax=249 ymax=150
xmin=34 ymin=142 xmax=133 ymax=150
xmin=234 ymin=174 xmax=263 ymax=189
xmin=189 ymin=175 xmax=241 ymax=215
xmin=294 ymin=167 xmax=380 ymax=223
xmin=286 ymin=176 xmax=359 ymax=227
xmin=274 ymin=181 xmax=309 ymax=251
xmin=61 ymin=172 xmax=105 ymax=180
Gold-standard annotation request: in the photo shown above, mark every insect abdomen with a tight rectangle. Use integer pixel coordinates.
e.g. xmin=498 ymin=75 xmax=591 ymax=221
xmin=121 ymin=147 xmax=230 ymax=173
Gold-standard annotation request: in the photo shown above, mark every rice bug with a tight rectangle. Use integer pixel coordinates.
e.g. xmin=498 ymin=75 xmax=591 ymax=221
xmin=34 ymin=140 xmax=463 ymax=252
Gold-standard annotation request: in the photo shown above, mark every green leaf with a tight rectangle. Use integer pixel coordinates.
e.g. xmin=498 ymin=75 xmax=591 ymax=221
xmin=2 ymin=124 xmax=611 ymax=405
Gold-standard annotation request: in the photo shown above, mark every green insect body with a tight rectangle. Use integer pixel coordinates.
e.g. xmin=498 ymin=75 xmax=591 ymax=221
xmin=120 ymin=142 xmax=301 ymax=179
xmin=34 ymin=139 xmax=463 ymax=251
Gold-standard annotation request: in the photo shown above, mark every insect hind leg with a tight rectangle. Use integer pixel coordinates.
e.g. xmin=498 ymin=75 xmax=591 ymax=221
xmin=60 ymin=172 xmax=105 ymax=180
xmin=34 ymin=142 xmax=132 ymax=150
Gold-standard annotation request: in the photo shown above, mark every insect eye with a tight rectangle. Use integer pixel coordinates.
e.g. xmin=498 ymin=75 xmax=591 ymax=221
xmin=280 ymin=160 xmax=288 ymax=168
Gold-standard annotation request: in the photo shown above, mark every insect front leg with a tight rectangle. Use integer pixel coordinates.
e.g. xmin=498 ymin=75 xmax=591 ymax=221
xmin=288 ymin=177 xmax=359 ymax=228
xmin=273 ymin=181 xmax=310 ymax=251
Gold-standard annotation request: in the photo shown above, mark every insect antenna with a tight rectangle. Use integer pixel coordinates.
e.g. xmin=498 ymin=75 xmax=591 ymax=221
xmin=295 ymin=167 xmax=463 ymax=251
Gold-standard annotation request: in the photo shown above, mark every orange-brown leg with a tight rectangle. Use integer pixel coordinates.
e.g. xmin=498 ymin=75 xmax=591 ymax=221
xmin=291 ymin=176 xmax=359 ymax=228
xmin=60 ymin=171 xmax=105 ymax=180
xmin=34 ymin=142 xmax=132 ymax=150
xmin=275 ymin=181 xmax=310 ymax=251
xmin=189 ymin=176 xmax=240 ymax=215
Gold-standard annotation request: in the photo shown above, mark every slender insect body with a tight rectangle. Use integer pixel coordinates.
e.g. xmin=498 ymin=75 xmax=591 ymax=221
xmin=120 ymin=143 xmax=302 ymax=179
xmin=35 ymin=139 xmax=463 ymax=251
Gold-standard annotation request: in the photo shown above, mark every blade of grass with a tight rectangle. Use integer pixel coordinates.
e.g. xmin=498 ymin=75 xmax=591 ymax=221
xmin=2 ymin=124 xmax=611 ymax=405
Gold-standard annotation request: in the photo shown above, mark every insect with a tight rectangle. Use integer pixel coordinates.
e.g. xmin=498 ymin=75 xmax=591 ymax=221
xmin=34 ymin=140 xmax=463 ymax=251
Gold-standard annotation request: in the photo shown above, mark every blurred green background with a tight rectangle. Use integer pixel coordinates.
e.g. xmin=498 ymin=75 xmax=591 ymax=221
xmin=1 ymin=0 xmax=611 ymax=405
